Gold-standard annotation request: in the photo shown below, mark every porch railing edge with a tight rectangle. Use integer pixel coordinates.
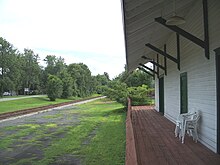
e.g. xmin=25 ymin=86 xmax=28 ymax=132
xmin=125 ymin=98 xmax=138 ymax=165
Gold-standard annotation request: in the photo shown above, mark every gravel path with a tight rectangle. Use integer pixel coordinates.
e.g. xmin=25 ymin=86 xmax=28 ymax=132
xmin=0 ymin=96 xmax=105 ymax=165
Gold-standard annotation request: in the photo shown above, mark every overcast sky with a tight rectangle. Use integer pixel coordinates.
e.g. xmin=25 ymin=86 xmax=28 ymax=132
xmin=0 ymin=0 xmax=126 ymax=79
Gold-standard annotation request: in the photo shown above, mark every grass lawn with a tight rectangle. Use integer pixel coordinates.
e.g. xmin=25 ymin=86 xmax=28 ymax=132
xmin=0 ymin=98 xmax=126 ymax=165
xmin=0 ymin=95 xmax=99 ymax=114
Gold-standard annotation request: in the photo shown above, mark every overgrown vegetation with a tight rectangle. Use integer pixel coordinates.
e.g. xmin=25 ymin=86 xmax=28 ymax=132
xmin=0 ymin=99 xmax=126 ymax=165
xmin=104 ymin=69 xmax=154 ymax=106
xmin=128 ymin=85 xmax=152 ymax=106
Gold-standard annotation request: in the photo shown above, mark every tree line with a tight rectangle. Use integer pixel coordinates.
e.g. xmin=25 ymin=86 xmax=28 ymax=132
xmin=0 ymin=37 xmax=110 ymax=100
xmin=0 ymin=37 xmax=154 ymax=104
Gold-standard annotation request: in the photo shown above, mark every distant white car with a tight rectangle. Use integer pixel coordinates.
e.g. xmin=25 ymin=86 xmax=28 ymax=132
xmin=3 ymin=92 xmax=11 ymax=96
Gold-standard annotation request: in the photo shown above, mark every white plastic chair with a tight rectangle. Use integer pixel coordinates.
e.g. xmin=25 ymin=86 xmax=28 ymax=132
xmin=174 ymin=110 xmax=196 ymax=139
xmin=182 ymin=112 xmax=200 ymax=143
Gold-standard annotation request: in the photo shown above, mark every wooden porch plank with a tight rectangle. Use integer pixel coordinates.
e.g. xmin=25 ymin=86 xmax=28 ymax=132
xmin=130 ymin=106 xmax=220 ymax=165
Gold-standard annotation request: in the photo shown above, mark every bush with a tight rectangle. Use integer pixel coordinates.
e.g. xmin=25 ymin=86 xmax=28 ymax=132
xmin=103 ymin=81 xmax=128 ymax=106
xmin=128 ymin=85 xmax=150 ymax=106
xmin=47 ymin=75 xmax=63 ymax=101
xmin=104 ymin=81 xmax=153 ymax=107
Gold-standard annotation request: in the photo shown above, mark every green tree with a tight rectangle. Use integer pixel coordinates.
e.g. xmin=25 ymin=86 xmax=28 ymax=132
xmin=58 ymin=70 xmax=73 ymax=98
xmin=47 ymin=75 xmax=63 ymax=101
xmin=44 ymin=55 xmax=66 ymax=76
xmin=20 ymin=49 xmax=41 ymax=94
xmin=94 ymin=73 xmax=110 ymax=94
xmin=0 ymin=37 xmax=20 ymax=96
xmin=104 ymin=80 xmax=128 ymax=106
xmin=67 ymin=63 xmax=93 ymax=97
xmin=42 ymin=55 xmax=66 ymax=93
xmin=118 ymin=70 xmax=153 ymax=87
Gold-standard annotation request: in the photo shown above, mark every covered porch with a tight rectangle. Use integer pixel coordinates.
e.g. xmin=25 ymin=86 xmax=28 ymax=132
xmin=122 ymin=0 xmax=220 ymax=160
xmin=126 ymin=104 xmax=220 ymax=165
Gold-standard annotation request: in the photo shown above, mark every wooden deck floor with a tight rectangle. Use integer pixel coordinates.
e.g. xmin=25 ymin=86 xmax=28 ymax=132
xmin=131 ymin=106 xmax=220 ymax=165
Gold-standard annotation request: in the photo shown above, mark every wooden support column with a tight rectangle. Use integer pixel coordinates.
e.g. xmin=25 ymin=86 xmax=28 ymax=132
xmin=164 ymin=45 xmax=167 ymax=75
xmin=157 ymin=54 xmax=160 ymax=78
xmin=203 ymin=0 xmax=209 ymax=59
xmin=153 ymin=59 xmax=156 ymax=80
xmin=214 ymin=47 xmax=220 ymax=154
xmin=176 ymin=33 xmax=180 ymax=70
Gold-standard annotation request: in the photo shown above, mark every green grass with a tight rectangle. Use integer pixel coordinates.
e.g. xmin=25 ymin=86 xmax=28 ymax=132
xmin=0 ymin=98 xmax=126 ymax=165
xmin=0 ymin=94 xmax=100 ymax=114
xmin=43 ymin=114 xmax=62 ymax=119
xmin=81 ymin=113 xmax=126 ymax=165
xmin=37 ymin=99 xmax=126 ymax=165
xmin=0 ymin=124 xmax=41 ymax=149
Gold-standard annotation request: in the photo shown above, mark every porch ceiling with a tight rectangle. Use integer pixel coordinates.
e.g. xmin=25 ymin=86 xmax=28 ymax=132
xmin=122 ymin=0 xmax=196 ymax=72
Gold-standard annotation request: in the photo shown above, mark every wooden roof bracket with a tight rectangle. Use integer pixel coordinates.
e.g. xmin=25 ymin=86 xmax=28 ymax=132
xmin=154 ymin=0 xmax=209 ymax=59
xmin=138 ymin=66 xmax=155 ymax=78
xmin=139 ymin=63 xmax=159 ymax=76
xmin=164 ymin=45 xmax=167 ymax=75
xmin=152 ymin=59 xmax=156 ymax=80
xmin=145 ymin=39 xmax=180 ymax=70
xmin=141 ymin=56 xmax=166 ymax=71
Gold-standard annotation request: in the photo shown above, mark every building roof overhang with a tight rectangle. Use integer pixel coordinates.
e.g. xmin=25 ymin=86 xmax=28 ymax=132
xmin=121 ymin=0 xmax=200 ymax=72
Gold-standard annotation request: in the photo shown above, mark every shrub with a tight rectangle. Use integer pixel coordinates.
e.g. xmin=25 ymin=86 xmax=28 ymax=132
xmin=103 ymin=81 xmax=128 ymax=106
xmin=128 ymin=85 xmax=150 ymax=106
xmin=47 ymin=75 xmax=63 ymax=101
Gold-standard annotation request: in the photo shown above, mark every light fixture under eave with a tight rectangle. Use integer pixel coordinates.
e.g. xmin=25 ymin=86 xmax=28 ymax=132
xmin=166 ymin=0 xmax=186 ymax=26
xmin=166 ymin=15 xmax=186 ymax=25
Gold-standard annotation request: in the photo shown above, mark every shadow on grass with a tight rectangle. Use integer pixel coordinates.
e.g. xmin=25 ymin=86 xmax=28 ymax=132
xmin=102 ymin=107 xmax=126 ymax=117
xmin=33 ymin=96 xmax=50 ymax=102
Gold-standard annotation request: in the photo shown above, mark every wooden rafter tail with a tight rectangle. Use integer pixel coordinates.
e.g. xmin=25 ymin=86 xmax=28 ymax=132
xmin=138 ymin=67 xmax=154 ymax=78
xmin=142 ymin=56 xmax=166 ymax=71
xmin=139 ymin=63 xmax=158 ymax=75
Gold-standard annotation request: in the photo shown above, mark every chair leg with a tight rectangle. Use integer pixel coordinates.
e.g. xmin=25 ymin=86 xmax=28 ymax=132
xmin=175 ymin=125 xmax=179 ymax=137
xmin=181 ymin=135 xmax=184 ymax=143
xmin=194 ymin=129 xmax=198 ymax=143
xmin=181 ymin=122 xmax=186 ymax=143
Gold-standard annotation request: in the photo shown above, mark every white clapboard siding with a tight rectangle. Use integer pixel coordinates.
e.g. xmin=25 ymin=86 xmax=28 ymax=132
xmin=155 ymin=0 xmax=220 ymax=152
